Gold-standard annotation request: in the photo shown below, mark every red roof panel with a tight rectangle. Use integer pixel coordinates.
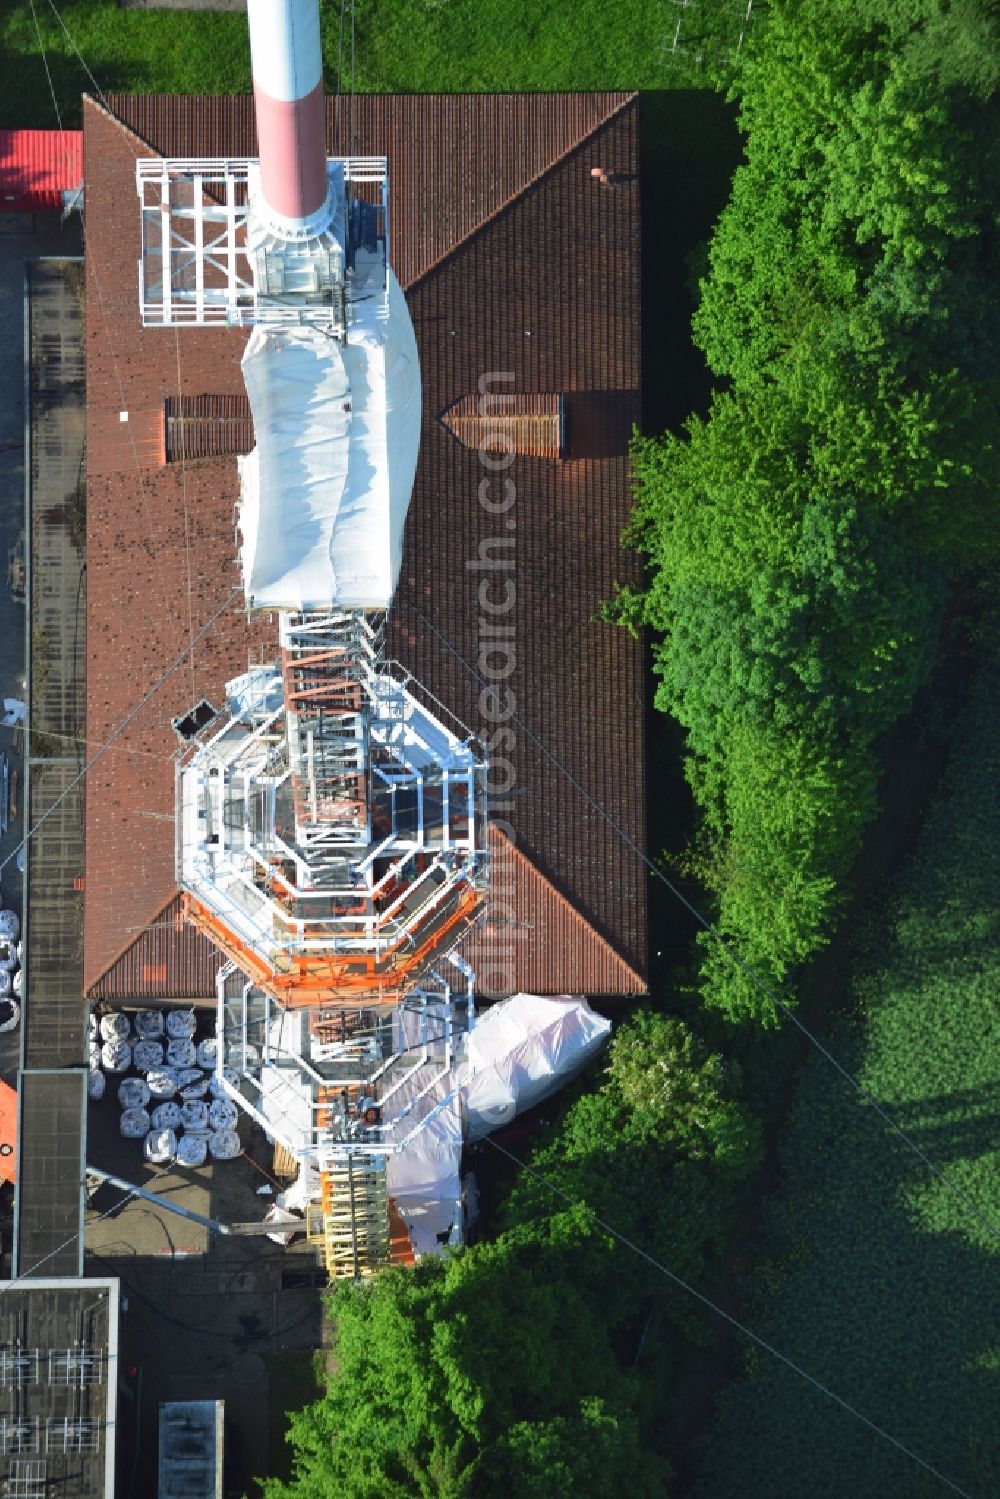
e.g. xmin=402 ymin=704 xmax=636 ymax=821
xmin=0 ymin=129 xmax=82 ymax=212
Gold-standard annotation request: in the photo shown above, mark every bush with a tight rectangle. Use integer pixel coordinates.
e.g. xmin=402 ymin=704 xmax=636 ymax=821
xmin=614 ymin=0 xmax=1000 ymax=1021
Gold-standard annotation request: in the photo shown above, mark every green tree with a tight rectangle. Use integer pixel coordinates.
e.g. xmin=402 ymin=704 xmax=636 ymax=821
xmin=606 ymin=1012 xmax=760 ymax=1169
xmin=261 ymin=1212 xmax=637 ymax=1499
xmin=477 ymin=1399 xmax=671 ymax=1498
xmin=613 ymin=0 xmax=999 ymax=1021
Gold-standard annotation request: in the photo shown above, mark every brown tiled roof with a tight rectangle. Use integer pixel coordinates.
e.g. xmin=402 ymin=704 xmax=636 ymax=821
xmin=82 ymin=92 xmax=646 ymax=999
xmin=88 ymin=405 xmax=164 ymax=477
xmin=466 ymin=828 xmax=645 ymax=996
xmin=107 ymin=92 xmax=633 ymax=290
xmin=88 ymin=893 xmax=224 ymax=1002
xmin=439 ymin=392 xmax=563 ymax=459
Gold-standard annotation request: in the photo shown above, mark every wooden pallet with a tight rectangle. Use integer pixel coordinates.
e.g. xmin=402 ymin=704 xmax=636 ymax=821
xmin=272 ymin=1141 xmax=299 ymax=1182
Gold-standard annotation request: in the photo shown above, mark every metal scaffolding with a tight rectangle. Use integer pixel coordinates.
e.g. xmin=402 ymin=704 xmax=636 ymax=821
xmin=135 ymin=155 xmax=389 ymax=330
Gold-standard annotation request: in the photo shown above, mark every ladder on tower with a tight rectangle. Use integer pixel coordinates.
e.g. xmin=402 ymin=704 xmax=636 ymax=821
xmin=314 ymin=1155 xmax=391 ymax=1279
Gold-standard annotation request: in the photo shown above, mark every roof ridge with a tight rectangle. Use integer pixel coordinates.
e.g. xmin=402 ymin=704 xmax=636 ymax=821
xmin=406 ymin=91 xmax=638 ymax=294
xmin=81 ymin=92 xmax=161 ymax=162
xmin=96 ymin=91 xmax=637 ymax=292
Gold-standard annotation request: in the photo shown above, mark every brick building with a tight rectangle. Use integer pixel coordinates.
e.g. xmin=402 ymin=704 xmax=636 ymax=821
xmin=81 ymin=92 xmax=647 ymax=1003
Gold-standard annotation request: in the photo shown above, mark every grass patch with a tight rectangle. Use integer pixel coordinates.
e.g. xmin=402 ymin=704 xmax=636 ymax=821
xmin=692 ymin=603 xmax=1000 ymax=1498
xmin=0 ymin=0 xmax=741 ymax=128
xmin=0 ymin=1 xmax=252 ymax=127
xmin=352 ymin=0 xmax=716 ymax=94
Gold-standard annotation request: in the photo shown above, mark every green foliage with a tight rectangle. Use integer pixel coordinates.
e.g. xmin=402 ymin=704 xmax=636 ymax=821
xmin=500 ymin=1013 xmax=760 ymax=1343
xmin=625 ymin=392 xmax=946 ymax=1020
xmin=616 ymin=0 xmax=1000 ymax=1020
xmin=260 ymin=1212 xmax=669 ymax=1499
xmin=693 ymin=612 xmax=1000 ymax=1499
xmin=262 ymin=1014 xmax=759 ymax=1496
xmin=482 ymin=1399 xmax=667 ymax=1499
xmin=606 ymin=1011 xmax=760 ymax=1169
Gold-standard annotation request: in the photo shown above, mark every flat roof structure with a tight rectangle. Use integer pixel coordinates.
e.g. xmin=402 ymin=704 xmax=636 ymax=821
xmin=23 ymin=258 xmax=88 ymax=1075
xmin=13 ymin=1071 xmax=86 ymax=1280
xmin=0 ymin=130 xmax=83 ymax=214
xmin=15 ymin=259 xmax=89 ymax=1287
xmin=158 ymin=1399 xmax=224 ymax=1499
xmin=82 ymin=92 xmax=647 ymax=1003
xmin=0 ymin=1276 xmax=118 ymax=1499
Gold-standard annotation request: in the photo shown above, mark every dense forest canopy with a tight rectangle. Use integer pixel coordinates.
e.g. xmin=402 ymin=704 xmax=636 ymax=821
xmin=616 ymin=0 xmax=1000 ymax=1020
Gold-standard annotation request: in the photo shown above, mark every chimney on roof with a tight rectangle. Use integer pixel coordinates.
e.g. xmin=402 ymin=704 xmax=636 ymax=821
xmin=247 ymin=0 xmax=332 ymax=236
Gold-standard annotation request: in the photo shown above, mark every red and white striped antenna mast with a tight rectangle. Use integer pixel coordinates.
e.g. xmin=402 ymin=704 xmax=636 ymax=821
xmin=136 ymin=0 xmax=488 ymax=975
xmin=247 ymin=0 xmax=332 ymax=234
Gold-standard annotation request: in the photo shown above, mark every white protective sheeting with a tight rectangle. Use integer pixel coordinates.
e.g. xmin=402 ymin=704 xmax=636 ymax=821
xmin=384 ymin=1067 xmax=464 ymax=1258
xmin=384 ymin=995 xmax=609 ymax=1258
xmin=277 ymin=1161 xmax=321 ymax=1215
xmin=265 ymin=1204 xmax=303 ymax=1246
xmin=258 ymin=1064 xmax=313 ymax=1151
xmin=461 ymin=995 xmax=611 ymax=1140
xmin=238 ymin=270 xmax=421 ymax=611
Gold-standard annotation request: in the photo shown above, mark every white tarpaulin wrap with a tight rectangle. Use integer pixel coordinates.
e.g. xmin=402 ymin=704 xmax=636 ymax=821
xmin=277 ymin=1161 xmax=321 ymax=1215
xmin=384 ymin=995 xmax=610 ymax=1257
xmin=385 ymin=1078 xmax=464 ymax=1258
xmin=460 ymin=994 xmax=612 ymax=1139
xmin=238 ymin=270 xmax=421 ymax=610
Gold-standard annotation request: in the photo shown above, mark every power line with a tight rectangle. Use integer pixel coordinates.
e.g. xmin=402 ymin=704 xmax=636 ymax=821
xmin=14 ymin=725 xmax=185 ymax=769
xmin=5 ymin=1167 xmax=171 ymax=1286
xmin=333 ymin=0 xmax=346 ymax=152
xmin=21 ymin=8 xmax=243 ymax=879
xmin=43 ymin=0 xmax=110 ymax=109
xmin=211 ymin=969 xmax=980 ymax=1495
xmin=35 ymin=0 xmax=996 ymax=1286
xmin=411 ymin=603 xmax=1000 ymax=1248
xmin=1 ymin=975 xmax=981 ymax=1498
xmin=174 ymin=327 xmax=198 ymax=702
xmin=269 ymin=996 xmax=979 ymax=1495
xmin=478 ymin=1131 xmax=975 ymax=1499
xmin=0 ymin=585 xmax=242 ymax=881
xmin=21 ymin=7 xmax=986 ymax=1486
xmin=21 ymin=8 xmax=187 ymax=700
xmin=349 ymin=0 xmax=357 ymax=156
xmin=36 ymin=0 xmax=193 ymax=641
xmin=28 ymin=0 xmax=62 ymax=129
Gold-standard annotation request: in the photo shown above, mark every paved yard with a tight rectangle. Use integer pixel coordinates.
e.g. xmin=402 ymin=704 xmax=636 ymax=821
xmin=86 ymin=1075 xmax=330 ymax=1495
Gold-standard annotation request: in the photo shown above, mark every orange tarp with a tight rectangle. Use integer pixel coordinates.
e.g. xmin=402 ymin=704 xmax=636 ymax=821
xmin=0 ymin=1080 xmax=17 ymax=1183
xmin=388 ymin=1198 xmax=416 ymax=1267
